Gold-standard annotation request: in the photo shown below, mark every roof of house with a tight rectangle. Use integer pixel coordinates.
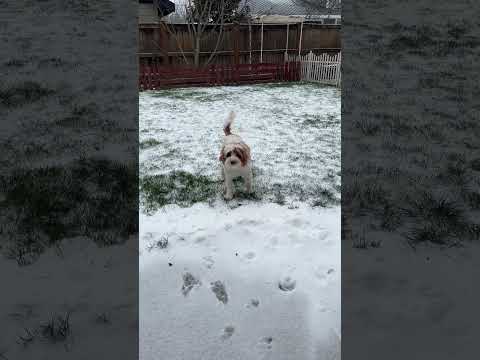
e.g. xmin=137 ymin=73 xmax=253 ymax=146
xmin=165 ymin=0 xmax=340 ymax=23
xmin=244 ymin=0 xmax=340 ymax=16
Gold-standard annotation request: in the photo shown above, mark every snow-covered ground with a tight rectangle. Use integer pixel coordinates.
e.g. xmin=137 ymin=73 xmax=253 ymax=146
xmin=139 ymin=83 xmax=341 ymax=360
xmin=140 ymin=83 xmax=341 ymax=207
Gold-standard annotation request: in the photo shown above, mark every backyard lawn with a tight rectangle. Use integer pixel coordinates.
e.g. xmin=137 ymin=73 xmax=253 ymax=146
xmin=139 ymin=83 xmax=341 ymax=360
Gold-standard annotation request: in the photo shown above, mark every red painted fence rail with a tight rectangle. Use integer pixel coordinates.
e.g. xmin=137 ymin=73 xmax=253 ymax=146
xmin=139 ymin=62 xmax=300 ymax=90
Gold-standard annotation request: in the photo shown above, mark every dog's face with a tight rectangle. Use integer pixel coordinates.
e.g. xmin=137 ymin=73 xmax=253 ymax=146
xmin=220 ymin=144 xmax=248 ymax=168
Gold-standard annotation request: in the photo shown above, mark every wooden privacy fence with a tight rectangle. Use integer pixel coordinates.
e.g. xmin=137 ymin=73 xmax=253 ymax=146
xmin=139 ymin=62 xmax=300 ymax=90
xmin=288 ymin=51 xmax=341 ymax=86
xmin=139 ymin=23 xmax=341 ymax=66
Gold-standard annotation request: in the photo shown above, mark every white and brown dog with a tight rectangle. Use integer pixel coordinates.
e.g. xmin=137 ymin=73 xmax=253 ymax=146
xmin=219 ymin=111 xmax=253 ymax=200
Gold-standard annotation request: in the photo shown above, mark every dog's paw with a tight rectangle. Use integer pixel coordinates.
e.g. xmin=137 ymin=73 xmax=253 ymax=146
xmin=224 ymin=193 xmax=233 ymax=201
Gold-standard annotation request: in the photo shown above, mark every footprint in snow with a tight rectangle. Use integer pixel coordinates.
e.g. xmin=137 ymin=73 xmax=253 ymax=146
xmin=246 ymin=299 xmax=260 ymax=308
xmin=142 ymin=232 xmax=155 ymax=241
xmin=278 ymin=277 xmax=296 ymax=292
xmin=243 ymin=251 xmax=256 ymax=260
xmin=315 ymin=268 xmax=335 ymax=286
xmin=319 ymin=231 xmax=329 ymax=241
xmin=228 ymin=202 xmax=241 ymax=210
xmin=237 ymin=218 xmax=262 ymax=226
xmin=221 ymin=326 xmax=235 ymax=340
xmin=287 ymin=218 xmax=304 ymax=227
xmin=258 ymin=336 xmax=273 ymax=350
xmin=211 ymin=281 xmax=228 ymax=304
xmin=202 ymin=256 xmax=214 ymax=269
xmin=181 ymin=272 xmax=201 ymax=296
xmin=195 ymin=235 xmax=207 ymax=243
xmin=263 ymin=337 xmax=273 ymax=344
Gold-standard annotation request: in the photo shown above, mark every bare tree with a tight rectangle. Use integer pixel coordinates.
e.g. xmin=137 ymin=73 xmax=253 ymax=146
xmin=159 ymin=0 xmax=251 ymax=67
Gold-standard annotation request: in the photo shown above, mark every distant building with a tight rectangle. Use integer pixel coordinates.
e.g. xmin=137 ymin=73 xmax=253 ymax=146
xmin=160 ymin=0 xmax=340 ymax=25
xmin=246 ymin=0 xmax=341 ymax=24
xmin=139 ymin=0 xmax=175 ymax=24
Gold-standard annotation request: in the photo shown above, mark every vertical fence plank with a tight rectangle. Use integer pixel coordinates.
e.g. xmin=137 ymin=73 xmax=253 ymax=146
xmin=260 ymin=21 xmax=264 ymax=63
xmin=153 ymin=61 xmax=158 ymax=89
xmin=248 ymin=22 xmax=252 ymax=64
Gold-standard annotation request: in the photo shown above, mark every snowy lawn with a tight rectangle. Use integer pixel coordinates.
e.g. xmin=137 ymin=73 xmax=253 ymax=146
xmin=139 ymin=83 xmax=341 ymax=360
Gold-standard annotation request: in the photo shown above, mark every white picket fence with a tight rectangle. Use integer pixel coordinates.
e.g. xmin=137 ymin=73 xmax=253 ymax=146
xmin=287 ymin=51 xmax=341 ymax=87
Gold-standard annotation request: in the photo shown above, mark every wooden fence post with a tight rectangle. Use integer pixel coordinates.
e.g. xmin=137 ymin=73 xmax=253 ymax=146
xmin=336 ymin=52 xmax=341 ymax=87
xmin=284 ymin=23 xmax=289 ymax=62
xmin=139 ymin=60 xmax=143 ymax=90
xmin=146 ymin=64 xmax=151 ymax=90
xmin=248 ymin=21 xmax=252 ymax=64
xmin=210 ymin=64 xmax=215 ymax=86
xmin=260 ymin=20 xmax=264 ymax=63
xmin=306 ymin=51 xmax=313 ymax=81
xmin=152 ymin=61 xmax=157 ymax=89
xmin=233 ymin=23 xmax=240 ymax=66
xmin=298 ymin=21 xmax=304 ymax=57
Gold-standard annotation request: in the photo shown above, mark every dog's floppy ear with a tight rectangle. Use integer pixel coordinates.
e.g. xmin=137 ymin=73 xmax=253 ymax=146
xmin=234 ymin=147 xmax=248 ymax=166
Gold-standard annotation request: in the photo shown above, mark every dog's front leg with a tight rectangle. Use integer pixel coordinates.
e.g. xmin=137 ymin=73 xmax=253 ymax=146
xmin=224 ymin=173 xmax=234 ymax=200
xmin=220 ymin=165 xmax=225 ymax=181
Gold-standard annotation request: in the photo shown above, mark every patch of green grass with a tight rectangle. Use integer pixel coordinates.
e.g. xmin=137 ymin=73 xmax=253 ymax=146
xmin=0 ymin=81 xmax=54 ymax=108
xmin=140 ymin=171 xmax=220 ymax=211
xmin=355 ymin=118 xmax=381 ymax=136
xmin=55 ymin=103 xmax=98 ymax=128
xmin=352 ymin=231 xmax=382 ymax=249
xmin=464 ymin=191 xmax=480 ymax=209
xmin=139 ymin=172 xmax=271 ymax=210
xmin=388 ymin=25 xmax=439 ymax=53
xmin=404 ymin=193 xmax=470 ymax=245
xmin=302 ymin=114 xmax=339 ymax=128
xmin=244 ymin=181 xmax=340 ymax=208
xmin=140 ymin=139 xmax=162 ymax=149
xmin=380 ymin=203 xmax=403 ymax=231
xmin=271 ymin=183 xmax=286 ymax=205
xmin=40 ymin=312 xmax=71 ymax=343
xmin=38 ymin=57 xmax=69 ymax=68
xmin=253 ymin=81 xmax=331 ymax=90
xmin=4 ymin=58 xmax=28 ymax=67
xmin=1 ymin=158 xmax=138 ymax=265
xmin=151 ymin=89 xmax=207 ymax=99
xmin=16 ymin=327 xmax=35 ymax=347
xmin=150 ymin=89 xmax=228 ymax=103
xmin=252 ymin=82 xmax=299 ymax=89
xmin=312 ymin=187 xmax=339 ymax=207
xmin=470 ymin=158 xmax=480 ymax=171
xmin=347 ymin=180 xmax=390 ymax=212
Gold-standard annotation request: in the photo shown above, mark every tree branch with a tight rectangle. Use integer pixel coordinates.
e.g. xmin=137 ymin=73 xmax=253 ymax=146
xmin=204 ymin=0 xmax=227 ymax=66
xmin=159 ymin=20 xmax=190 ymax=65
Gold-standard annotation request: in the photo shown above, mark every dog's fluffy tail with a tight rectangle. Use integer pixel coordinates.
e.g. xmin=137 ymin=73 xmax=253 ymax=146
xmin=223 ymin=111 xmax=235 ymax=136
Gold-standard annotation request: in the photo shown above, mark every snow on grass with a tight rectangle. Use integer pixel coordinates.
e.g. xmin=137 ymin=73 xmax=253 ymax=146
xmin=140 ymin=83 xmax=341 ymax=360
xmin=140 ymin=83 xmax=341 ymax=208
